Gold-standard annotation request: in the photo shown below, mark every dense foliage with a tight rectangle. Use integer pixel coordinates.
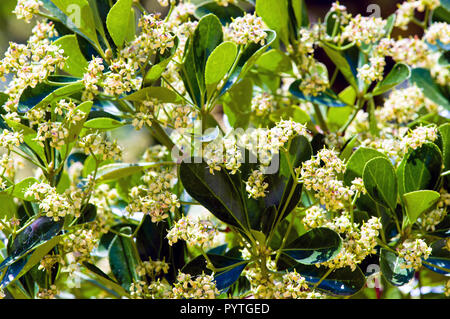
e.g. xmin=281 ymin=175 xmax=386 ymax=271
xmin=0 ymin=0 xmax=449 ymax=299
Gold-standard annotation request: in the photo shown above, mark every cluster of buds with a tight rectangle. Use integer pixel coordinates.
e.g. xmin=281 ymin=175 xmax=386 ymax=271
xmin=251 ymin=92 xmax=275 ymax=116
xmin=62 ymin=228 xmax=98 ymax=263
xmin=78 ymin=133 xmax=123 ymax=161
xmin=172 ymin=272 xmax=219 ymax=299
xmin=273 ymin=271 xmax=322 ymax=299
xmin=37 ymin=285 xmax=59 ymax=299
xmin=0 ymin=129 xmax=23 ymax=151
xmin=166 ymin=216 xmax=218 ymax=247
xmin=400 ymin=125 xmax=438 ymax=152
xmin=342 ymin=14 xmax=387 ymax=46
xmin=136 ymin=258 xmax=170 ymax=279
xmin=245 ymin=169 xmax=269 ymax=199
xmin=82 ymin=58 xmax=105 ymax=100
xmin=300 ymin=148 xmax=357 ymax=211
xmin=13 ymin=0 xmax=42 ymax=23
xmin=127 ymin=168 xmax=179 ymax=222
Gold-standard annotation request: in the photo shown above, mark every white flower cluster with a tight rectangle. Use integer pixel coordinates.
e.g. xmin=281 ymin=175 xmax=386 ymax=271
xmin=273 ymin=271 xmax=323 ymax=299
xmin=300 ymin=148 xmax=359 ymax=211
xmin=225 ymin=14 xmax=267 ymax=46
xmin=82 ymin=58 xmax=105 ymax=100
xmin=419 ymin=207 xmax=446 ymax=231
xmin=245 ymin=169 xmax=269 ymax=199
xmin=251 ymin=92 xmax=275 ymax=116
xmin=13 ymin=0 xmax=42 ymax=23
xmin=127 ymin=168 xmax=180 ymax=222
xmin=78 ymin=133 xmax=123 ymax=161
xmin=397 ymin=239 xmax=432 ymax=270
xmin=25 ymin=182 xmax=74 ymax=221
xmin=342 ymin=14 xmax=387 ymax=46
xmin=376 ymin=85 xmax=433 ymax=124
xmin=298 ymin=61 xmax=330 ymax=97
xmin=424 ymin=22 xmax=450 ymax=45
xmin=0 ymin=21 xmax=65 ymax=106
xmin=400 ymin=125 xmax=438 ymax=152
xmin=204 ymin=134 xmax=243 ymax=175
xmin=322 ymin=215 xmax=382 ymax=270
xmin=0 ymin=129 xmax=23 ymax=151
xmin=166 ymin=216 xmax=218 ymax=247
xmin=172 ymin=272 xmax=219 ymax=299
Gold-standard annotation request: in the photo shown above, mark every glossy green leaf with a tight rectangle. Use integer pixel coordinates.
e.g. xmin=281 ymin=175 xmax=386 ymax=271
xmin=179 ymin=159 xmax=250 ymax=230
xmin=283 ymin=228 xmax=342 ymax=264
xmin=182 ymin=253 xmax=248 ymax=291
xmin=0 ymin=194 xmax=16 ymax=220
xmin=289 ymin=80 xmax=346 ymax=107
xmin=401 ymin=143 xmax=442 ymax=194
xmin=2 ymin=177 xmax=39 ymax=201
xmin=193 ymin=14 xmax=224 ymax=93
xmin=344 ymin=147 xmax=387 ymax=186
xmin=438 ymin=123 xmax=450 ymax=171
xmin=18 ymin=80 xmax=84 ymax=113
xmin=423 ymin=239 xmax=450 ymax=274
xmin=53 ymin=34 xmax=89 ymax=77
xmin=0 ymin=217 xmax=63 ymax=271
xmin=372 ymin=63 xmax=410 ymax=96
xmin=108 ymin=227 xmax=140 ymax=290
xmin=44 ymin=0 xmax=99 ymax=47
xmin=256 ymin=0 xmax=289 ymax=44
xmin=106 ymin=0 xmax=133 ymax=47
xmin=83 ymin=262 xmax=129 ymax=297
xmin=256 ymin=49 xmax=292 ymax=73
xmin=322 ymin=45 xmax=357 ymax=90
xmin=362 ymin=157 xmax=398 ymax=211
xmin=402 ymin=190 xmax=440 ymax=226
xmin=96 ymin=162 xmax=162 ymax=181
xmin=410 ymin=68 xmax=450 ymax=110
xmin=84 ymin=117 xmax=125 ymax=130
xmin=221 ymin=30 xmax=276 ymax=94
xmin=205 ymin=41 xmax=237 ymax=95
xmin=194 ymin=1 xmax=244 ymax=25
xmin=380 ymin=249 xmax=414 ymax=286
xmin=124 ymin=86 xmax=182 ymax=104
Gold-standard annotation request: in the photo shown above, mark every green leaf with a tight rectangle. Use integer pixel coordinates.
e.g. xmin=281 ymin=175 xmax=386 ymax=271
xmin=380 ymin=248 xmax=414 ymax=286
xmin=44 ymin=0 xmax=99 ymax=47
xmin=402 ymin=190 xmax=440 ymax=226
xmin=256 ymin=49 xmax=292 ymax=73
xmin=193 ymin=14 xmax=224 ymax=93
xmin=83 ymin=262 xmax=129 ymax=297
xmin=290 ymin=0 xmax=309 ymax=29
xmin=401 ymin=143 xmax=442 ymax=194
xmin=179 ymin=159 xmax=250 ymax=230
xmin=344 ymin=147 xmax=387 ymax=186
xmin=65 ymin=101 xmax=93 ymax=144
xmin=269 ymin=106 xmax=310 ymax=124
xmin=205 ymin=41 xmax=237 ymax=97
xmin=423 ymin=239 xmax=450 ymax=274
xmin=289 ymin=80 xmax=346 ymax=107
xmin=222 ymin=77 xmax=253 ymax=128
xmin=108 ymin=227 xmax=140 ymax=290
xmin=362 ymin=157 xmax=398 ymax=211
xmin=221 ymin=30 xmax=276 ymax=94
xmin=322 ymin=45 xmax=358 ymax=90
xmin=0 ymin=194 xmax=16 ymax=220
xmin=194 ymin=1 xmax=244 ymax=25
xmin=438 ymin=123 xmax=450 ymax=171
xmin=339 ymin=136 xmax=358 ymax=162
xmin=372 ymin=63 xmax=410 ymax=96
xmin=144 ymin=38 xmax=178 ymax=86
xmin=124 ymin=87 xmax=182 ymax=104
xmin=4 ymin=118 xmax=46 ymax=164
xmin=84 ymin=117 xmax=125 ymax=130
xmin=281 ymin=256 xmax=366 ymax=296
xmin=95 ymin=162 xmax=161 ymax=182
xmin=18 ymin=80 xmax=84 ymax=113
xmin=0 ymin=217 xmax=63 ymax=271
xmin=256 ymin=0 xmax=289 ymax=45
xmin=283 ymin=228 xmax=342 ymax=264
xmin=106 ymin=0 xmax=133 ymax=47
xmin=53 ymin=35 xmax=89 ymax=77
xmin=410 ymin=68 xmax=450 ymax=110
xmin=182 ymin=253 xmax=248 ymax=291
xmin=2 ymin=177 xmax=39 ymax=201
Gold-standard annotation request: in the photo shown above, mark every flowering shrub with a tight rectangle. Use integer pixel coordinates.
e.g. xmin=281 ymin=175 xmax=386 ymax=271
xmin=0 ymin=0 xmax=449 ymax=300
